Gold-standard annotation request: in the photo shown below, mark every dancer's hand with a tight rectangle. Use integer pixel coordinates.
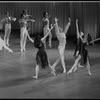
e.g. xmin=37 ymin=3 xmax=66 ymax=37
xmin=41 ymin=38 xmax=45 ymax=43
xmin=14 ymin=18 xmax=16 ymax=21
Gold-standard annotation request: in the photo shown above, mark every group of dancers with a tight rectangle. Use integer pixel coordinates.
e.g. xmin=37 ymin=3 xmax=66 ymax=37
xmin=0 ymin=10 xmax=95 ymax=79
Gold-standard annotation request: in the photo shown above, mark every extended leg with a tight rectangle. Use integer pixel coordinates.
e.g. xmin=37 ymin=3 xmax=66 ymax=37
xmin=33 ymin=64 xmax=39 ymax=79
xmin=49 ymin=32 xmax=52 ymax=48
xmin=86 ymin=57 xmax=92 ymax=76
xmin=6 ymin=28 xmax=11 ymax=46
xmin=67 ymin=55 xmax=81 ymax=74
xmin=59 ymin=45 xmax=66 ymax=73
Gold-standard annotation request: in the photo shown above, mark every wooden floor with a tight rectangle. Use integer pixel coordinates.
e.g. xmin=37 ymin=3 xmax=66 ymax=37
xmin=0 ymin=37 xmax=100 ymax=99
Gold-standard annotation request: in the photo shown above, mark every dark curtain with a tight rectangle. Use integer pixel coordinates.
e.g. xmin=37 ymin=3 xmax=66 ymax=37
xmin=0 ymin=2 xmax=99 ymax=39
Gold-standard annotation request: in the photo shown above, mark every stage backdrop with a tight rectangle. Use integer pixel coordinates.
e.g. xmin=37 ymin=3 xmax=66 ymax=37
xmin=0 ymin=2 xmax=99 ymax=39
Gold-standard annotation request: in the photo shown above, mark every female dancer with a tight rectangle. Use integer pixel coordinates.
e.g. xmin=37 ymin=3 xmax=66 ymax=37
xmin=42 ymin=12 xmax=52 ymax=48
xmin=67 ymin=19 xmax=92 ymax=75
xmin=19 ymin=10 xmax=35 ymax=52
xmin=33 ymin=33 xmax=56 ymax=79
xmin=0 ymin=11 xmax=16 ymax=46
xmin=50 ymin=17 xmax=71 ymax=74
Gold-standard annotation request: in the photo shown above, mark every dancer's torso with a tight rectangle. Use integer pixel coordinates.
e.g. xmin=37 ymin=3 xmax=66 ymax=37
xmin=5 ymin=17 xmax=11 ymax=28
xmin=43 ymin=18 xmax=49 ymax=27
xmin=55 ymin=25 xmax=66 ymax=44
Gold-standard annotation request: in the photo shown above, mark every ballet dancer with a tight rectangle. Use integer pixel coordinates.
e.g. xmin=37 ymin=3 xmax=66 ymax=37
xmin=42 ymin=12 xmax=52 ymax=48
xmin=33 ymin=33 xmax=56 ymax=79
xmin=50 ymin=17 xmax=71 ymax=74
xmin=67 ymin=19 xmax=92 ymax=75
xmin=0 ymin=35 xmax=13 ymax=53
xmin=19 ymin=10 xmax=35 ymax=52
xmin=0 ymin=11 xmax=16 ymax=46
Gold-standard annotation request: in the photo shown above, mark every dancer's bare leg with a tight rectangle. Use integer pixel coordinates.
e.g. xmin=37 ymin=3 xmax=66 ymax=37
xmin=6 ymin=28 xmax=11 ymax=46
xmin=49 ymin=32 xmax=52 ymax=48
xmin=59 ymin=45 xmax=66 ymax=73
xmin=48 ymin=57 xmax=56 ymax=75
xmin=51 ymin=57 xmax=61 ymax=71
xmin=23 ymin=33 xmax=27 ymax=52
xmin=43 ymin=27 xmax=47 ymax=48
xmin=86 ymin=58 xmax=92 ymax=75
xmin=67 ymin=55 xmax=81 ymax=74
xmin=4 ymin=26 xmax=8 ymax=45
xmin=33 ymin=64 xmax=39 ymax=79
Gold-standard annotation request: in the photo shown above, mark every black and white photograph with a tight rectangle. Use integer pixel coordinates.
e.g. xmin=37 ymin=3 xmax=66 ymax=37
xmin=0 ymin=0 xmax=100 ymax=99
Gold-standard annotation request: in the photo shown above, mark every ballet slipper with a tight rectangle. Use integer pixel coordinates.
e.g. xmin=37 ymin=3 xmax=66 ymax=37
xmin=88 ymin=72 xmax=92 ymax=76
xmin=51 ymin=71 xmax=56 ymax=76
xmin=67 ymin=70 xmax=72 ymax=74
xmin=63 ymin=70 xmax=66 ymax=73
xmin=33 ymin=76 xmax=38 ymax=79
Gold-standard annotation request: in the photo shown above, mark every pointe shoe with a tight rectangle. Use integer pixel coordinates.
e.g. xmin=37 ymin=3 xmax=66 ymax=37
xmin=49 ymin=43 xmax=52 ymax=48
xmin=51 ymin=71 xmax=56 ymax=76
xmin=67 ymin=70 xmax=72 ymax=74
xmin=63 ymin=70 xmax=66 ymax=73
xmin=21 ymin=49 xmax=23 ymax=52
xmin=24 ymin=49 xmax=26 ymax=52
xmin=88 ymin=72 xmax=92 ymax=76
xmin=33 ymin=76 xmax=38 ymax=79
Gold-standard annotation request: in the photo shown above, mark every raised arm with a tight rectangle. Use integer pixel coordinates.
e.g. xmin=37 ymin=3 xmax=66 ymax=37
xmin=76 ymin=19 xmax=80 ymax=38
xmin=27 ymin=19 xmax=35 ymax=22
xmin=64 ymin=17 xmax=71 ymax=35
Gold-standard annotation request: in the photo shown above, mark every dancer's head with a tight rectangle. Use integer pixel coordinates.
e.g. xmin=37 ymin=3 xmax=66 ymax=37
xmin=22 ymin=9 xmax=27 ymax=15
xmin=5 ymin=11 xmax=9 ymax=17
xmin=43 ymin=12 xmax=49 ymax=18
xmin=54 ymin=17 xmax=58 ymax=22
xmin=20 ymin=14 xmax=24 ymax=19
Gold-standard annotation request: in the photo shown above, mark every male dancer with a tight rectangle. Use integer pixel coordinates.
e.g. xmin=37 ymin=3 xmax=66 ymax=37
xmin=42 ymin=17 xmax=71 ymax=73
xmin=50 ymin=17 xmax=71 ymax=74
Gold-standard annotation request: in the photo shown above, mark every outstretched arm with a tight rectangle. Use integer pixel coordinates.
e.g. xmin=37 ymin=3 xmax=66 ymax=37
xmin=64 ymin=17 xmax=71 ymax=35
xmin=11 ymin=16 xmax=16 ymax=21
xmin=27 ymin=32 xmax=34 ymax=43
xmin=0 ymin=19 xmax=6 ymax=24
xmin=41 ymin=24 xmax=54 ymax=42
xmin=76 ymin=19 xmax=80 ymax=38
